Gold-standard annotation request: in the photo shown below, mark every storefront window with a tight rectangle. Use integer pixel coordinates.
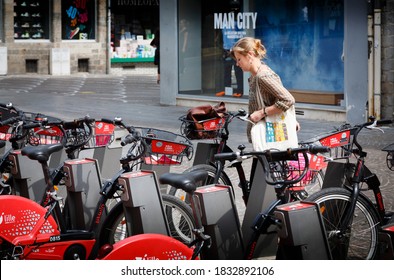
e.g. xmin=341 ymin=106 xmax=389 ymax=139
xmin=110 ymin=1 xmax=159 ymax=61
xmin=14 ymin=0 xmax=50 ymax=40
xmin=255 ymin=0 xmax=344 ymax=92
xmin=179 ymin=0 xmax=344 ymax=101
xmin=62 ymin=0 xmax=96 ymax=40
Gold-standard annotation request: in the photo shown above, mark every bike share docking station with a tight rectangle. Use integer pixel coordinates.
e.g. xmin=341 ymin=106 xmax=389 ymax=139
xmin=194 ymin=184 xmax=244 ymax=259
xmin=63 ymin=161 xmax=170 ymax=236
xmin=63 ymin=158 xmax=103 ymax=230
xmin=274 ymin=201 xmax=331 ymax=259
xmin=118 ymin=170 xmax=170 ymax=236
xmin=193 ymin=143 xmax=331 ymax=259
xmin=9 ymin=148 xmax=67 ymax=204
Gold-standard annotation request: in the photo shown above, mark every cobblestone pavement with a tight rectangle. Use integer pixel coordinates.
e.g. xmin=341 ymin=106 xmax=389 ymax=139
xmin=1 ymin=73 xmax=393 ymax=219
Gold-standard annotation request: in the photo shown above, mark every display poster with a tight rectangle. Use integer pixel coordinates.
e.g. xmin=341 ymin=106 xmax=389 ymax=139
xmin=62 ymin=0 xmax=96 ymax=40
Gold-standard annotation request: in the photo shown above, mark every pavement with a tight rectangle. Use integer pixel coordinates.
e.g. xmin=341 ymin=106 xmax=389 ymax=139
xmin=1 ymin=73 xmax=393 ymax=214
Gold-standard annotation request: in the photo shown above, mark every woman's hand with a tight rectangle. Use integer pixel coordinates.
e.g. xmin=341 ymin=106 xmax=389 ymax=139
xmin=250 ymin=109 xmax=265 ymax=123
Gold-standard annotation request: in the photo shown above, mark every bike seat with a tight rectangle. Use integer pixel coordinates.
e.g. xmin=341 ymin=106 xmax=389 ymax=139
xmin=159 ymin=170 xmax=208 ymax=193
xmin=21 ymin=143 xmax=64 ymax=163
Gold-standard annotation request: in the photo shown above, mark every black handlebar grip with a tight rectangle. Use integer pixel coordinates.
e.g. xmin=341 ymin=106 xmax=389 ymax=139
xmin=100 ymin=118 xmax=114 ymax=124
xmin=0 ymin=117 xmax=21 ymax=127
xmin=22 ymin=122 xmax=41 ymax=129
xmin=308 ymin=145 xmax=330 ymax=154
xmin=46 ymin=120 xmax=64 ymax=126
xmin=376 ymin=119 xmax=393 ymax=125
xmin=213 ymin=152 xmax=238 ymax=161
xmin=121 ymin=134 xmax=137 ymax=146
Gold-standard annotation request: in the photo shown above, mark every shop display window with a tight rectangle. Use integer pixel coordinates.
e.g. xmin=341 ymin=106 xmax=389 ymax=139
xmin=14 ymin=0 xmax=50 ymax=40
xmin=179 ymin=0 xmax=344 ymax=100
xmin=110 ymin=2 xmax=159 ymax=62
xmin=61 ymin=0 xmax=96 ymax=40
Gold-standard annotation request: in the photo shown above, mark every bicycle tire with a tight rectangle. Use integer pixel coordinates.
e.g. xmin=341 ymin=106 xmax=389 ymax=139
xmin=304 ymin=169 xmax=325 ymax=196
xmin=98 ymin=194 xmax=196 ymax=247
xmin=162 ymin=193 xmax=196 ymax=244
xmin=168 ymin=164 xmax=233 ymax=204
xmin=305 ymin=187 xmax=380 ymax=260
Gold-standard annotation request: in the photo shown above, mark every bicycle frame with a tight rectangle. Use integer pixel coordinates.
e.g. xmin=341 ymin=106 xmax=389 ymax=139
xmin=307 ymin=118 xmax=394 ymax=259
xmin=331 ymin=120 xmax=391 ymax=230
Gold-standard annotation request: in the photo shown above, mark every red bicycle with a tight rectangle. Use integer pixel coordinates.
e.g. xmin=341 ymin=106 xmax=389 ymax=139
xmin=0 ymin=118 xmax=196 ymax=260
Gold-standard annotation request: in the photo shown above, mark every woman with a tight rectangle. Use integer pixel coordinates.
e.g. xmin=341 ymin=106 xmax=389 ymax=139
xmin=230 ymin=37 xmax=300 ymax=144
xmin=230 ymin=36 xmax=299 ymax=189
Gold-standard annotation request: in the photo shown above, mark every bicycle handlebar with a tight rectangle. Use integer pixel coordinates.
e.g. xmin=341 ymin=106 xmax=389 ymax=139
xmin=62 ymin=116 xmax=95 ymax=130
xmin=121 ymin=130 xmax=141 ymax=146
xmin=0 ymin=116 xmax=22 ymax=127
xmin=352 ymin=118 xmax=393 ymax=155
xmin=214 ymin=145 xmax=329 ymax=162
xmin=61 ymin=116 xmax=95 ymax=155
xmin=214 ymin=145 xmax=330 ymax=186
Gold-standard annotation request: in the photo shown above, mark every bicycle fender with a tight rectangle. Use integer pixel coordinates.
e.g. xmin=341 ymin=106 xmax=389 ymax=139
xmin=0 ymin=195 xmax=60 ymax=245
xmin=99 ymin=233 xmax=194 ymax=260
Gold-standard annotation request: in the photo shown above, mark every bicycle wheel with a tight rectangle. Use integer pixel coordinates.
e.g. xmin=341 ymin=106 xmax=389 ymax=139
xmin=305 ymin=187 xmax=380 ymax=259
xmin=162 ymin=193 xmax=196 ymax=244
xmin=98 ymin=194 xmax=196 ymax=247
xmin=168 ymin=164 xmax=233 ymax=204
xmin=304 ymin=169 xmax=325 ymax=196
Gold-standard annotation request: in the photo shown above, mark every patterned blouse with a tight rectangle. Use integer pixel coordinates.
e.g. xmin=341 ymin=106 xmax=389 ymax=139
xmin=247 ymin=64 xmax=295 ymax=142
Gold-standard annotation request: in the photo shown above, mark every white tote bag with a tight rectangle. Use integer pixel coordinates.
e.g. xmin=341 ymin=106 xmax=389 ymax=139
xmin=251 ymin=76 xmax=298 ymax=151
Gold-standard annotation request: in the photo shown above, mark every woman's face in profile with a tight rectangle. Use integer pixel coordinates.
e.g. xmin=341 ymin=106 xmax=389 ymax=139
xmin=234 ymin=51 xmax=251 ymax=72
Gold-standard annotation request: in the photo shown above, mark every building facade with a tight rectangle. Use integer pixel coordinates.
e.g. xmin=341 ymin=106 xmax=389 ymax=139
xmin=0 ymin=0 xmax=393 ymax=122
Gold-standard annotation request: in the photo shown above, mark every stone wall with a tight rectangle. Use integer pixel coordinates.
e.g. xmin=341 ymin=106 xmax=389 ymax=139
xmin=2 ymin=0 xmax=108 ymax=75
xmin=382 ymin=0 xmax=394 ymax=119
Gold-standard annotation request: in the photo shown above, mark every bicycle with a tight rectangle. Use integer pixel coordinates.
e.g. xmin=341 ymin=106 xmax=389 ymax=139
xmin=46 ymin=116 xmax=196 ymax=244
xmin=174 ymin=108 xmax=326 ymax=205
xmin=160 ymin=144 xmax=330 ymax=259
xmin=304 ymin=118 xmax=394 ymax=259
xmin=0 ymin=120 xmax=196 ymax=259
xmin=0 ymin=107 xmax=67 ymax=198
xmin=98 ymin=122 xmax=196 ymax=245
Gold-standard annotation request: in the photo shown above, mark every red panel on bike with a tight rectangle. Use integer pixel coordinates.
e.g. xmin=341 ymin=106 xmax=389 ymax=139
xmin=100 ymin=233 xmax=193 ymax=260
xmin=32 ymin=125 xmax=64 ymax=144
xmin=150 ymin=140 xmax=187 ymax=155
xmin=0 ymin=125 xmax=12 ymax=141
xmin=94 ymin=121 xmax=115 ymax=146
xmin=195 ymin=185 xmax=229 ymax=193
xmin=0 ymin=196 xmax=60 ymax=245
xmin=202 ymin=118 xmax=223 ymax=131
xmin=319 ymin=130 xmax=350 ymax=148
xmin=119 ymin=170 xmax=152 ymax=179
xmin=276 ymin=201 xmax=316 ymax=212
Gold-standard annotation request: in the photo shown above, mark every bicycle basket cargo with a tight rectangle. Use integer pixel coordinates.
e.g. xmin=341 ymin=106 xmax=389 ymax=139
xmin=318 ymin=127 xmax=355 ymax=159
xmin=86 ymin=121 xmax=115 ymax=148
xmin=180 ymin=101 xmax=227 ymax=140
xmin=139 ymin=127 xmax=193 ymax=165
